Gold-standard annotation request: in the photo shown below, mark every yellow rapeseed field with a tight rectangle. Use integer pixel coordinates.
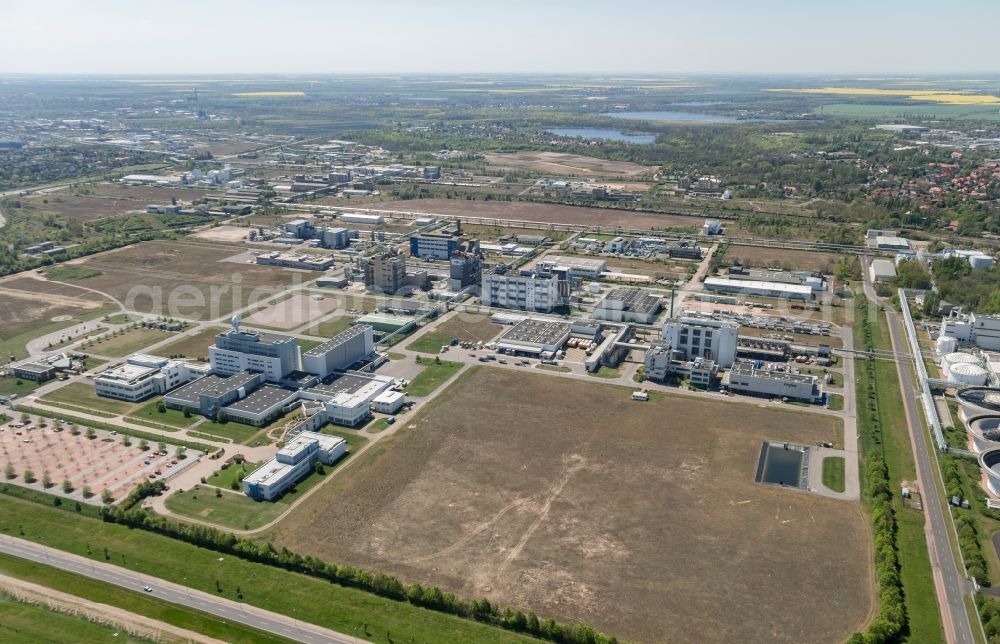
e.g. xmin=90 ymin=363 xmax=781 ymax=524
xmin=768 ymin=87 xmax=1000 ymax=104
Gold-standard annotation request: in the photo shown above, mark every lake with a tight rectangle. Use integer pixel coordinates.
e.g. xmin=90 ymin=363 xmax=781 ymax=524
xmin=546 ymin=127 xmax=655 ymax=144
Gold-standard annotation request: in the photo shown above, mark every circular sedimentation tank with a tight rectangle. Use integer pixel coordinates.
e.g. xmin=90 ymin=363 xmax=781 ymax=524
xmin=966 ymin=415 xmax=1000 ymax=453
xmin=958 ymin=388 xmax=1000 ymax=421
xmin=978 ymin=446 xmax=1000 ymax=497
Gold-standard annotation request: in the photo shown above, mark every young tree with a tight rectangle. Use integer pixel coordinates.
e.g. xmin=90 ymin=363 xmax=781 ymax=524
xmin=41 ymin=471 xmax=52 ymax=488
xmin=314 ymin=461 xmax=326 ymax=475
xmin=62 ymin=479 xmax=73 ymax=493
xmin=23 ymin=468 xmax=35 ymax=483
xmin=85 ymin=427 xmax=96 ymax=439
xmin=175 ymin=446 xmax=186 ymax=459
xmin=156 ymin=400 xmax=166 ymax=414
xmin=82 ymin=485 xmax=92 ymax=498
xmin=139 ymin=439 xmax=149 ymax=451
xmin=4 ymin=463 xmax=14 ymax=479
xmin=157 ymin=441 xmax=166 ymax=452
xmin=101 ymin=488 xmax=113 ymax=504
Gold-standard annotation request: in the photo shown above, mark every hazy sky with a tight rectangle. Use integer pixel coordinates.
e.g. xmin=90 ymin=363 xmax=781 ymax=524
xmin=2 ymin=0 xmax=997 ymax=75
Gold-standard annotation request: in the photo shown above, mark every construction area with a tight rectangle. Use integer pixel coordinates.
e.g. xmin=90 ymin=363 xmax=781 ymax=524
xmin=269 ymin=368 xmax=873 ymax=643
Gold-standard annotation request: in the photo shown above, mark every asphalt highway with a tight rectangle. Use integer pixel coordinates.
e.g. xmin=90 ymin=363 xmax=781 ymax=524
xmin=0 ymin=535 xmax=364 ymax=644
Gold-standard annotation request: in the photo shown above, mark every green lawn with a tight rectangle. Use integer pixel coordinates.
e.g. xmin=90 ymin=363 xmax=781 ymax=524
xmin=125 ymin=399 xmax=194 ymax=430
xmin=586 ymin=366 xmax=622 ymax=379
xmin=0 ymin=493 xmax=534 ymax=642
xmin=83 ymin=328 xmax=174 ymax=358
xmin=299 ymin=338 xmax=323 ymax=353
xmin=103 ymin=313 xmax=139 ymax=325
xmin=365 ymin=418 xmax=392 ymax=433
xmin=0 ymin=552 xmax=288 ymax=643
xmin=304 ymin=315 xmax=355 ymax=339
xmin=317 ymin=427 xmax=370 ymax=454
xmin=40 ymin=382 xmax=137 ymax=417
xmin=822 ymin=456 xmax=846 ymax=493
xmin=165 ymin=486 xmax=288 ymax=531
xmin=0 ymin=588 xmax=155 ymax=643
xmin=206 ymin=461 xmax=259 ymax=490
xmin=42 ymin=265 xmax=102 ymax=281
xmin=856 ymin=297 xmax=944 ymax=643
xmin=406 ymin=358 xmax=463 ymax=397
xmin=188 ymin=419 xmax=259 ymax=444
xmin=0 ymin=376 xmax=45 ymax=397
xmin=536 ymin=364 xmax=571 ymax=373
xmin=157 ymin=327 xmax=226 ymax=360
xmin=387 ymin=352 xmax=406 ymax=360
xmin=828 ymin=393 xmax=844 ymax=411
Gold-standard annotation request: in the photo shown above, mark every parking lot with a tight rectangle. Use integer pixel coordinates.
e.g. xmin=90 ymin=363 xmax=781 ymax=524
xmin=0 ymin=416 xmax=193 ymax=503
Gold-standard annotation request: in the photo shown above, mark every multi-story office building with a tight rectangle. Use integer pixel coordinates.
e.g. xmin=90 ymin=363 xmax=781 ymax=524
xmin=481 ymin=269 xmax=568 ymax=313
xmin=209 ymin=325 xmax=300 ymax=381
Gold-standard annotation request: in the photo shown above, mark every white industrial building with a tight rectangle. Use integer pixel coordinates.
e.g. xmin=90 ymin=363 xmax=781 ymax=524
xmin=209 ymin=322 xmax=301 ymax=381
xmin=496 ymin=318 xmax=572 ymax=357
xmin=662 ymin=317 xmax=738 ymax=368
xmin=95 ymin=354 xmax=211 ymax=402
xmin=703 ymin=277 xmax=813 ymax=301
xmin=593 ymin=288 xmax=661 ymax=324
xmin=302 ymin=325 xmax=374 ymax=378
xmin=643 ymin=341 xmax=717 ymax=388
xmin=940 ymin=313 xmax=1000 ymax=352
xmin=870 ymin=259 xmax=897 ymax=283
xmin=941 ymin=352 xmax=989 ymax=386
xmin=299 ymin=373 xmax=396 ymax=427
xmin=726 ymin=361 xmax=823 ymax=403
xmin=243 ymin=431 xmax=347 ymax=501
xmin=339 ymin=213 xmax=383 ymax=225
xmin=537 ymin=255 xmax=608 ymax=279
xmin=372 ymin=390 xmax=406 ymax=414
xmin=482 ymin=270 xmax=567 ymax=312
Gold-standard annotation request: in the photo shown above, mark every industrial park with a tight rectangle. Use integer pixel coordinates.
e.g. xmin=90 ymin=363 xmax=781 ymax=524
xmin=3 ymin=9 xmax=1000 ymax=638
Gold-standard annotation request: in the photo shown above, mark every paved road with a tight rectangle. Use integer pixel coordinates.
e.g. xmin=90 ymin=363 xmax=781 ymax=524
xmin=0 ymin=535 xmax=364 ymax=644
xmin=863 ymin=263 xmax=974 ymax=644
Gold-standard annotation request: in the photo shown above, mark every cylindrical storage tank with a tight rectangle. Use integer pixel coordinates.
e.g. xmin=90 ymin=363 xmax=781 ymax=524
xmin=951 ymin=363 xmax=989 ymax=386
xmin=936 ymin=335 xmax=958 ymax=356
xmin=945 ymin=352 xmax=978 ymax=367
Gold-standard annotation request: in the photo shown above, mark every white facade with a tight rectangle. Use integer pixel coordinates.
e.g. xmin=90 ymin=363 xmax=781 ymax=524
xmin=243 ymin=431 xmax=347 ymax=501
xmin=482 ymin=271 xmax=563 ymax=312
xmin=302 ymin=325 xmax=374 ymax=378
xmin=662 ymin=317 xmax=738 ymax=368
xmin=727 ymin=362 xmax=822 ymax=402
xmin=372 ymin=390 xmax=406 ymax=414
xmin=870 ymin=259 xmax=897 ymax=283
xmin=209 ymin=346 xmax=288 ymax=381
xmin=703 ymin=277 xmax=813 ymax=301
xmin=340 ymin=213 xmax=383 ymax=225
xmin=95 ymin=355 xmax=209 ymax=402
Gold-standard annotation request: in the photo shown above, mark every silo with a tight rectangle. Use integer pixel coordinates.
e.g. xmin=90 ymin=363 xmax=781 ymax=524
xmin=936 ymin=335 xmax=958 ymax=355
xmin=950 ymin=362 xmax=989 ymax=386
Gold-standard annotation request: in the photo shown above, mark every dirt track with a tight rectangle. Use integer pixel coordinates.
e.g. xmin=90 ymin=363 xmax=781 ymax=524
xmin=0 ymin=572 xmax=226 ymax=643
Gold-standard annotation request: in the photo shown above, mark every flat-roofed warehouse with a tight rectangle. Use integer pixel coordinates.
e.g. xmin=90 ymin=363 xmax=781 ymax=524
xmin=496 ymin=318 xmax=572 ymax=356
xmin=593 ymin=288 xmax=662 ymax=324
xmin=221 ymin=384 xmax=297 ymax=426
xmin=703 ymin=277 xmax=814 ymax=301
xmin=869 ymin=259 xmax=897 ymax=284
xmin=538 ymin=255 xmax=608 ymax=279
xmin=302 ymin=325 xmax=374 ymax=378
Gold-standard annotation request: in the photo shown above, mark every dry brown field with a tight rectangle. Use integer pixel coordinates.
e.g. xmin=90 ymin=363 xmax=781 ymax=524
xmin=157 ymin=326 xmax=227 ymax=360
xmin=373 ymin=198 xmax=704 ymax=231
xmin=271 ymin=369 xmax=873 ymax=643
xmin=726 ymin=247 xmax=844 ymax=273
xmin=48 ymin=241 xmax=300 ymax=320
xmin=483 ymin=151 xmax=657 ymax=176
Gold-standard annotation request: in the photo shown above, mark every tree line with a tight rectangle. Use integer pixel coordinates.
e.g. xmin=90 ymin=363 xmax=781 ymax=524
xmin=102 ymin=488 xmax=618 ymax=644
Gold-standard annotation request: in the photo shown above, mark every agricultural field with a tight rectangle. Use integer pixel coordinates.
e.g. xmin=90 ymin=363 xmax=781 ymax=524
xmin=374 ymin=198 xmax=705 ymax=231
xmin=482 ymin=151 xmax=656 ymax=176
xmin=47 ymin=241 xmax=301 ymax=320
xmin=407 ymin=314 xmax=503 ymax=354
xmin=270 ymin=368 xmax=873 ymax=643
